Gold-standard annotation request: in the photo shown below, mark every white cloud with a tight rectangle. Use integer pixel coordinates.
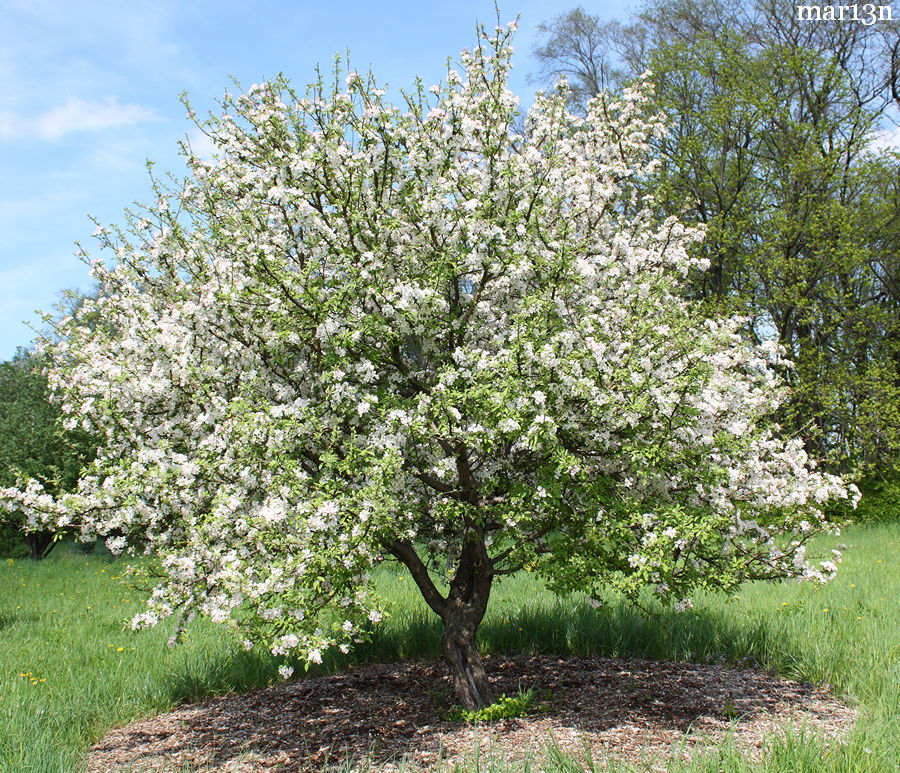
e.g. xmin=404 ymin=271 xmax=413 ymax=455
xmin=0 ymin=112 xmax=16 ymax=140
xmin=184 ymin=126 xmax=217 ymax=160
xmin=34 ymin=97 xmax=161 ymax=140
xmin=868 ymin=126 xmax=900 ymax=153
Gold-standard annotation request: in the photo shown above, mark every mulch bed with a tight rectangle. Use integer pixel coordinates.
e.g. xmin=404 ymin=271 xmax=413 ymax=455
xmin=85 ymin=655 xmax=855 ymax=772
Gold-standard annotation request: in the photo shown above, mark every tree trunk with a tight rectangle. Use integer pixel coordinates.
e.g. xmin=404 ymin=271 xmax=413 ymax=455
xmin=442 ymin=602 xmax=495 ymax=710
xmin=441 ymin=532 xmax=496 ymax=710
xmin=387 ymin=529 xmax=496 ymax=710
xmin=24 ymin=531 xmax=55 ymax=561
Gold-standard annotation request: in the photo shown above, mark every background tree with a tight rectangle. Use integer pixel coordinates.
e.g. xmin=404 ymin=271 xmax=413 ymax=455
xmin=532 ymin=8 xmax=627 ymax=101
xmin=533 ymin=1 xmax=900 ymax=480
xmin=0 ymin=348 xmax=95 ymax=559
xmin=1 ymin=25 xmax=854 ymax=710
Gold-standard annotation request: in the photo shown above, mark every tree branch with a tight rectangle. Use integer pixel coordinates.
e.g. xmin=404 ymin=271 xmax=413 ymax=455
xmin=385 ymin=539 xmax=447 ymax=618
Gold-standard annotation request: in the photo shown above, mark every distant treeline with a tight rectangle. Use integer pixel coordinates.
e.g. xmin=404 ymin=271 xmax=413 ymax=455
xmin=533 ymin=0 xmax=899 ymax=482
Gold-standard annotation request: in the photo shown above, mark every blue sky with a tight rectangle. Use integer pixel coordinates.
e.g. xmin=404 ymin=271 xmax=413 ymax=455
xmin=2 ymin=1 xmax=896 ymax=360
xmin=0 ymin=0 xmax=639 ymax=358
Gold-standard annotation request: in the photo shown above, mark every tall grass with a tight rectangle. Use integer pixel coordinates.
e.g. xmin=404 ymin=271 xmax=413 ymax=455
xmin=0 ymin=523 xmax=896 ymax=772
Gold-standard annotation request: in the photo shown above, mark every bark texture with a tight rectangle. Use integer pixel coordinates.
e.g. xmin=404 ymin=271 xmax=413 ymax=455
xmin=441 ymin=611 xmax=495 ymax=710
xmin=388 ymin=531 xmax=496 ymax=710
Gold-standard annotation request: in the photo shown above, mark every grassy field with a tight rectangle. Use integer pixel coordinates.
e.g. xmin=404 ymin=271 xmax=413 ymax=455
xmin=0 ymin=523 xmax=897 ymax=772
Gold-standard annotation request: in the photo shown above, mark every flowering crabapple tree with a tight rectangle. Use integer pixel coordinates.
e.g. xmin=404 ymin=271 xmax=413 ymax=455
xmin=0 ymin=24 xmax=856 ymax=709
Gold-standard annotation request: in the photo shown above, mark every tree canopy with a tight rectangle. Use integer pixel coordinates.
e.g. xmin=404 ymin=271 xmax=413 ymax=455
xmin=533 ymin=0 xmax=900 ymax=479
xmin=0 ymin=348 xmax=95 ymax=558
xmin=0 ymin=24 xmax=855 ymax=708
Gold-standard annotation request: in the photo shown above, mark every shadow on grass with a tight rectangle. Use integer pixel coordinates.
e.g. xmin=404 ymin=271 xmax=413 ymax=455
xmin=175 ymin=598 xmax=805 ymax=695
xmin=155 ymin=589 xmax=836 ymax=724
xmin=364 ymin=601 xmax=776 ymax=675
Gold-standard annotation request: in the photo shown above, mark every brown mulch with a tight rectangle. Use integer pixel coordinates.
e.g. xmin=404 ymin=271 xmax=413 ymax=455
xmin=85 ymin=655 xmax=855 ymax=772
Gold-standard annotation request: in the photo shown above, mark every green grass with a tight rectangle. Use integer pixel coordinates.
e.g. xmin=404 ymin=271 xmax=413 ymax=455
xmin=0 ymin=523 xmax=897 ymax=772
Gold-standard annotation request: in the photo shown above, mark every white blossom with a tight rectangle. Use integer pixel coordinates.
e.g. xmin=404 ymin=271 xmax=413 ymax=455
xmin=0 ymin=22 xmax=854 ymax=667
